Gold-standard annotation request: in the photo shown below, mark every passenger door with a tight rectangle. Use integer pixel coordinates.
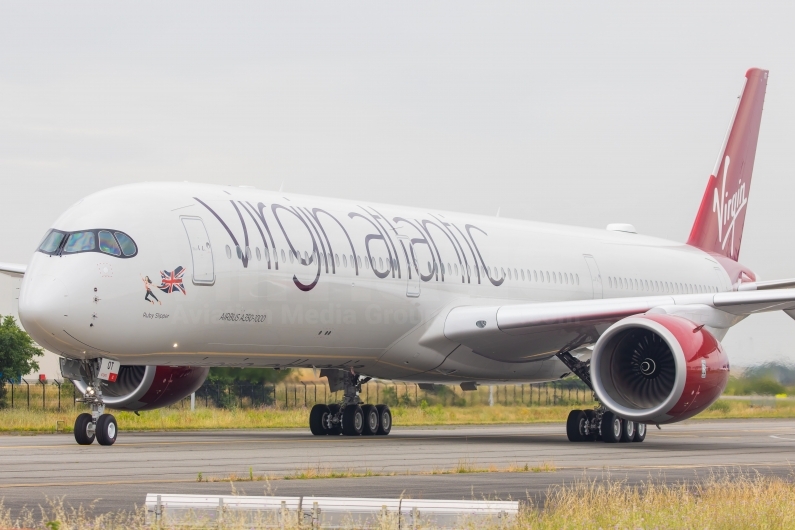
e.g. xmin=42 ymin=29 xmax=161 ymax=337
xmin=583 ymin=254 xmax=603 ymax=299
xmin=181 ymin=217 xmax=215 ymax=285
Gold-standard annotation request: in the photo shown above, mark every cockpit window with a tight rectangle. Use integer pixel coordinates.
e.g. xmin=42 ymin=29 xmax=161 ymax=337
xmin=98 ymin=231 xmax=121 ymax=256
xmin=38 ymin=230 xmax=66 ymax=254
xmin=114 ymin=232 xmax=137 ymax=256
xmin=63 ymin=232 xmax=96 ymax=253
xmin=36 ymin=228 xmax=138 ymax=258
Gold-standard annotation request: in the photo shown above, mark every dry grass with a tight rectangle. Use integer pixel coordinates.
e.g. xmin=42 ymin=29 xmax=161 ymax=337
xmin=1 ymin=473 xmax=794 ymax=528
xmin=198 ymin=459 xmax=556 ymax=484
xmin=2 ymin=398 xmax=795 ymax=434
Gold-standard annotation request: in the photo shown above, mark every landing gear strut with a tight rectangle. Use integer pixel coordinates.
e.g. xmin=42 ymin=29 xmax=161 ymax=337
xmin=74 ymin=359 xmax=117 ymax=446
xmin=309 ymin=369 xmax=392 ymax=436
xmin=557 ymin=351 xmax=646 ymax=444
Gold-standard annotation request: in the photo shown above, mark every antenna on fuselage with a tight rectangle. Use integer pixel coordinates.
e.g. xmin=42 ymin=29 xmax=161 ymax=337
xmin=496 ymin=206 xmax=501 ymax=218
xmin=278 ymin=180 xmax=284 ymax=192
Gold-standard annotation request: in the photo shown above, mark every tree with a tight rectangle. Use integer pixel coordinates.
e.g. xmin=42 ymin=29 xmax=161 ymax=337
xmin=0 ymin=315 xmax=44 ymax=405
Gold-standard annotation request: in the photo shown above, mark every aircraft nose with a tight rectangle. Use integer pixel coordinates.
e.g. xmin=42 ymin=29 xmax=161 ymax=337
xmin=18 ymin=271 xmax=76 ymax=354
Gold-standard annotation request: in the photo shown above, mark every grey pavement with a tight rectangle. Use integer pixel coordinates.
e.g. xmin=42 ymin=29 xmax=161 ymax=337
xmin=1 ymin=419 xmax=794 ymax=517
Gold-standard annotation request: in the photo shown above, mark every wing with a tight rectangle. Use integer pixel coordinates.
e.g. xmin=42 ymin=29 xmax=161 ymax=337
xmin=0 ymin=262 xmax=25 ymax=278
xmin=440 ymin=288 xmax=795 ymax=363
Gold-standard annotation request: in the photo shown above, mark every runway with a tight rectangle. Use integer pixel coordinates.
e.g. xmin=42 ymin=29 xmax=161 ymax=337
xmin=2 ymin=419 xmax=795 ymax=517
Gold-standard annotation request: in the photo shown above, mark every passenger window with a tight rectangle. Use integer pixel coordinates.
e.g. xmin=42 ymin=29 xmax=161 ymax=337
xmin=343 ymin=254 xmax=348 ymax=268
xmin=63 ymin=231 xmax=96 ymax=253
xmin=507 ymin=268 xmax=511 ymax=280
xmin=114 ymin=232 xmax=137 ymax=256
xmin=38 ymin=230 xmax=65 ymax=254
xmin=521 ymin=269 xmax=525 ymax=281
xmin=98 ymin=231 xmax=121 ymax=256
xmin=256 ymin=247 xmax=262 ymax=261
xmin=281 ymin=250 xmax=286 ymax=263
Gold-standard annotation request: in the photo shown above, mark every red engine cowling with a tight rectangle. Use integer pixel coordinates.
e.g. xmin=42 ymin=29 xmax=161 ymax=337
xmin=70 ymin=365 xmax=209 ymax=411
xmin=590 ymin=314 xmax=729 ymax=424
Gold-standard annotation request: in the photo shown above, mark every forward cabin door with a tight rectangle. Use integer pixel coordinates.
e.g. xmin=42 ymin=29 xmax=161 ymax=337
xmin=583 ymin=254 xmax=603 ymax=299
xmin=181 ymin=217 xmax=215 ymax=285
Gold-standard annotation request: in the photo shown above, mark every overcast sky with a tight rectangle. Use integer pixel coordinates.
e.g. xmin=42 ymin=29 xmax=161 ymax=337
xmin=2 ymin=1 xmax=795 ymax=366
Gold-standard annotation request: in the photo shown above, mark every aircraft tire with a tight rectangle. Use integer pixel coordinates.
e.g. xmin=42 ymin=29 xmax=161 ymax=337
xmin=376 ymin=404 xmax=392 ymax=435
xmin=566 ymin=410 xmax=585 ymax=442
xmin=601 ymin=412 xmax=622 ymax=443
xmin=74 ymin=413 xmax=95 ymax=445
xmin=633 ymin=422 xmax=647 ymax=442
xmin=95 ymin=414 xmax=117 ymax=446
xmin=361 ymin=404 xmax=379 ymax=435
xmin=342 ymin=404 xmax=364 ymax=436
xmin=309 ymin=404 xmax=330 ymax=435
xmin=620 ymin=419 xmax=635 ymax=443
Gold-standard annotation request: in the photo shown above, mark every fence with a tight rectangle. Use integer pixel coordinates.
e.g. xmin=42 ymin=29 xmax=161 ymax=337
xmin=0 ymin=378 xmax=595 ymax=412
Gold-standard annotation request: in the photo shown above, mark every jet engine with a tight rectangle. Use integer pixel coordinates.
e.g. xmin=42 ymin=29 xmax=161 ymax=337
xmin=61 ymin=359 xmax=209 ymax=411
xmin=590 ymin=314 xmax=729 ymax=424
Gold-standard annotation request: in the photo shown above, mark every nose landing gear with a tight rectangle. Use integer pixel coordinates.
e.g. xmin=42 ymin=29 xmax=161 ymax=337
xmin=557 ymin=350 xmax=647 ymax=444
xmin=73 ymin=360 xmax=118 ymax=446
xmin=308 ymin=370 xmax=392 ymax=436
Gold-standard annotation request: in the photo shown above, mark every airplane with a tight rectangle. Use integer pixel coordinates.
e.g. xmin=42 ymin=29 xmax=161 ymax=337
xmin=1 ymin=67 xmax=790 ymax=447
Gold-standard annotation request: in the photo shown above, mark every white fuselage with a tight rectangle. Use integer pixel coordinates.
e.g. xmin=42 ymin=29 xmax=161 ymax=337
xmin=18 ymin=182 xmax=735 ymax=384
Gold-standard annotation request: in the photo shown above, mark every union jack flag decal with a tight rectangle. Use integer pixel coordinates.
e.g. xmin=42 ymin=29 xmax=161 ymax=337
xmin=158 ymin=266 xmax=187 ymax=295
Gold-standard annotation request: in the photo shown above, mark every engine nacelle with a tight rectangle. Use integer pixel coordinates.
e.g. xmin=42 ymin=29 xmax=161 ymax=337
xmin=591 ymin=314 xmax=729 ymax=424
xmin=61 ymin=359 xmax=209 ymax=411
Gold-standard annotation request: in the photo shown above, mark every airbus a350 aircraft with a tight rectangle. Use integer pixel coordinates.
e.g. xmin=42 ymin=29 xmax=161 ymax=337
xmin=1 ymin=68 xmax=790 ymax=447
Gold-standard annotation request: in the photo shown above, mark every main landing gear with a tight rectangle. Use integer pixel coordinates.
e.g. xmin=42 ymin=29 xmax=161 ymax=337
xmin=73 ymin=360 xmax=117 ymax=446
xmin=565 ymin=407 xmax=646 ymax=443
xmin=309 ymin=370 xmax=392 ymax=436
xmin=556 ymin=350 xmax=647 ymax=444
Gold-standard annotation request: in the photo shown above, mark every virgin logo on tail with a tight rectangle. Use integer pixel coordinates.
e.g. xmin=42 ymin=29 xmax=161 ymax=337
xmin=712 ymin=155 xmax=747 ymax=257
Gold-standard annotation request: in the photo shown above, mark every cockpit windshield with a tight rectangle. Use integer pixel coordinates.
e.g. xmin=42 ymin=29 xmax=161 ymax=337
xmin=38 ymin=229 xmax=137 ymax=258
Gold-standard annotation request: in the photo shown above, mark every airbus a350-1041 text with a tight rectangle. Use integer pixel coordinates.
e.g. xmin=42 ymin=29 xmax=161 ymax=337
xmin=2 ymin=68 xmax=790 ymax=446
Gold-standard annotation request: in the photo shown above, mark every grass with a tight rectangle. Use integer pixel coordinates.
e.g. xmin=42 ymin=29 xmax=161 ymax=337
xmin=2 ymin=472 xmax=794 ymax=528
xmin=2 ymin=398 xmax=795 ymax=434
xmin=197 ymin=459 xmax=557 ymax=483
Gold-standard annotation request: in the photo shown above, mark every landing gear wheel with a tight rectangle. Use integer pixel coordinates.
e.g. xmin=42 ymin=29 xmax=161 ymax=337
xmin=620 ymin=419 xmax=635 ymax=443
xmin=327 ymin=404 xmax=342 ymax=435
xmin=342 ymin=404 xmax=364 ymax=436
xmin=601 ymin=411 xmax=622 ymax=443
xmin=566 ymin=410 xmax=586 ymax=442
xmin=95 ymin=414 xmax=117 ymax=446
xmin=583 ymin=410 xmax=597 ymax=441
xmin=74 ymin=413 xmax=95 ymax=445
xmin=361 ymin=405 xmax=379 ymax=436
xmin=633 ymin=422 xmax=647 ymax=442
xmin=376 ymin=404 xmax=392 ymax=435
xmin=309 ymin=404 xmax=330 ymax=435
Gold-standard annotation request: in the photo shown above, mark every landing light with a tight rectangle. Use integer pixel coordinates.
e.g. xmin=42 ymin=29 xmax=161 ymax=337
xmin=173 ymin=343 xmax=178 ymax=348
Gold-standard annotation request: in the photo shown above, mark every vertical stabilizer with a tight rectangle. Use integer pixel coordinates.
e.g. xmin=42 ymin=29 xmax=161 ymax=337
xmin=687 ymin=68 xmax=768 ymax=261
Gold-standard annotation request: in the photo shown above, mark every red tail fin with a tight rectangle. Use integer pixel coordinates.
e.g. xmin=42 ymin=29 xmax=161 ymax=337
xmin=687 ymin=68 xmax=768 ymax=261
